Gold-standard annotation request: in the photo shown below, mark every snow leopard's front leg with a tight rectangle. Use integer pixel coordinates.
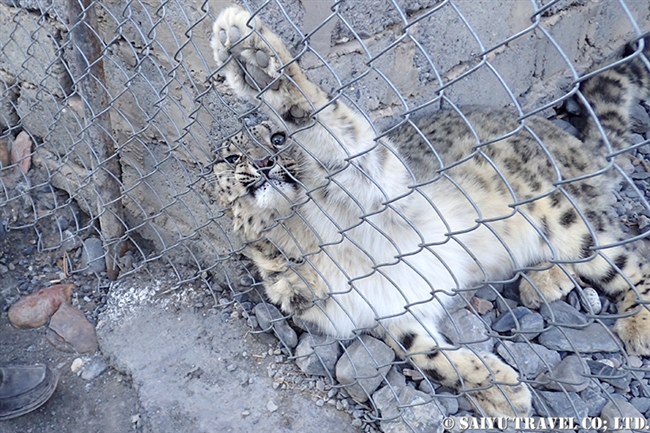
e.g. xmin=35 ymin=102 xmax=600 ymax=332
xmin=212 ymin=7 xmax=379 ymax=173
xmin=246 ymin=243 xmax=323 ymax=315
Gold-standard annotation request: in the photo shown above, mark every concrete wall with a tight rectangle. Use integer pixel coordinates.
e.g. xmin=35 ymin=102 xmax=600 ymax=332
xmin=0 ymin=0 xmax=649 ymax=276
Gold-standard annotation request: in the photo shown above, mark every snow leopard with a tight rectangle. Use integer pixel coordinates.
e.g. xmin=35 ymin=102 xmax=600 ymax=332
xmin=210 ymin=6 xmax=650 ymax=418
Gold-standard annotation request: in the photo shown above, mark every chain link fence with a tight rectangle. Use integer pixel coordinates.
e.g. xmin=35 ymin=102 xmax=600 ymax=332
xmin=1 ymin=0 xmax=650 ymax=431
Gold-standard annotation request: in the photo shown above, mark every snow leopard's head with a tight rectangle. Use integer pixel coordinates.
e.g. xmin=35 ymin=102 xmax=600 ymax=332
xmin=212 ymin=122 xmax=303 ymax=212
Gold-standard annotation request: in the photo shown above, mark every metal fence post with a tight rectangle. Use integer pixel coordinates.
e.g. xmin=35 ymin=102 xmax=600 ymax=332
xmin=67 ymin=0 xmax=126 ymax=280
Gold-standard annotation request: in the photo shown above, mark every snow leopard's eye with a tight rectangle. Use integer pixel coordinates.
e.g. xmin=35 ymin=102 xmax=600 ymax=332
xmin=224 ymin=155 xmax=241 ymax=164
xmin=270 ymin=132 xmax=286 ymax=147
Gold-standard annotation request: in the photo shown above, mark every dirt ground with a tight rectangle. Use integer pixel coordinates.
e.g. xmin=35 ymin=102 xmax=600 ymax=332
xmin=0 ymin=229 xmax=356 ymax=433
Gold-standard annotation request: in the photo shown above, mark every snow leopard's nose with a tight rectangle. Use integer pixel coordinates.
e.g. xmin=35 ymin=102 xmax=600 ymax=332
xmin=254 ymin=156 xmax=275 ymax=172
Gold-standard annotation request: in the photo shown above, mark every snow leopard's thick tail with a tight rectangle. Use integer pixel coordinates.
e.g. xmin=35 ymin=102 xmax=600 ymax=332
xmin=578 ymin=34 xmax=650 ymax=152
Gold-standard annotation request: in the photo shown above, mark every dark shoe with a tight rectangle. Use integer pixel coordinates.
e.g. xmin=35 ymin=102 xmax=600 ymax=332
xmin=0 ymin=365 xmax=59 ymax=421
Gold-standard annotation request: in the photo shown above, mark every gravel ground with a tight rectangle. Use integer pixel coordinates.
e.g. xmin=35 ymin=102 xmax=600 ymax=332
xmin=0 ymin=227 xmax=140 ymax=433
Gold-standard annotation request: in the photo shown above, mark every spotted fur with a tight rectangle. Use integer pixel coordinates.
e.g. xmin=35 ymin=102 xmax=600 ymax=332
xmin=211 ymin=7 xmax=650 ymax=418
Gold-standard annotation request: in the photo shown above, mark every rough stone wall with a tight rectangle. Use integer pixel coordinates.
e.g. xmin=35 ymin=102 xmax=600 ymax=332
xmin=0 ymin=0 xmax=648 ymax=273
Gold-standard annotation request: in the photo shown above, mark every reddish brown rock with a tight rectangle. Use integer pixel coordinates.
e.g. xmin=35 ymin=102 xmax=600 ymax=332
xmin=8 ymin=284 xmax=74 ymax=328
xmin=45 ymin=328 xmax=76 ymax=353
xmin=49 ymin=302 xmax=98 ymax=353
xmin=470 ymin=296 xmax=494 ymax=315
xmin=10 ymin=131 xmax=32 ymax=174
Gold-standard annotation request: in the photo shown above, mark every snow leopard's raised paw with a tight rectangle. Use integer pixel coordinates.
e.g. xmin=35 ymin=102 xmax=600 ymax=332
xmin=211 ymin=7 xmax=317 ymax=121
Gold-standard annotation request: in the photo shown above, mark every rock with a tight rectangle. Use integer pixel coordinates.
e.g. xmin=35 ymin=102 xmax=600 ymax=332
xmin=469 ymin=297 xmax=493 ymax=315
xmin=533 ymin=390 xmax=588 ymax=419
xmin=536 ymin=355 xmax=589 ymax=392
xmin=578 ymin=287 xmax=601 ymax=314
xmin=402 ymin=368 xmax=424 ymax=381
xmin=538 ymin=323 xmax=621 ymax=353
xmin=253 ymin=302 xmax=298 ymax=349
xmin=417 ymin=379 xmax=434 ymax=395
xmin=71 ymin=358 xmax=84 ymax=373
xmin=61 ymin=230 xmax=82 ymax=252
xmin=496 ymin=341 xmax=561 ymax=379
xmin=496 ymin=297 xmax=518 ymax=313
xmin=295 ymin=332 xmax=341 ymax=376
xmin=629 ymin=356 xmax=643 ymax=368
xmin=580 ymin=384 xmax=608 ymax=416
xmin=81 ymin=357 xmax=108 ymax=380
xmin=372 ymin=385 xmax=443 ymax=433
xmin=440 ymin=309 xmax=494 ymax=353
xmin=8 ymin=284 xmax=74 ymax=328
xmin=49 ymin=302 xmax=98 ymax=353
xmin=436 ymin=392 xmax=459 ymax=416
xmin=10 ymin=131 xmax=32 ymax=174
xmin=567 ymin=290 xmax=580 ymax=310
xmin=491 ymin=306 xmax=532 ymax=332
xmin=513 ymin=312 xmax=544 ymax=342
xmin=551 ymin=119 xmax=580 ymax=138
xmin=539 ymin=301 xmax=587 ymax=325
xmin=266 ymin=400 xmax=278 ymax=413
xmin=335 ymin=335 xmax=395 ymax=403
xmin=601 ymin=399 xmax=644 ymax=430
xmin=474 ymin=285 xmax=499 ymax=302
xmin=81 ymin=238 xmax=106 ymax=274
xmin=45 ymin=328 xmax=75 ymax=352
xmin=586 ymin=359 xmax=631 ymax=390
xmin=386 ymin=367 xmax=407 ymax=390
xmin=564 ymin=96 xmax=581 ymax=115
xmin=372 ymin=385 xmax=404 ymax=421
xmin=630 ymin=397 xmax=650 ymax=414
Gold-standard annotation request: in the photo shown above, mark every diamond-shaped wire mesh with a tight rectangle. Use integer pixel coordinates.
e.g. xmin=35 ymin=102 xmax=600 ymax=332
xmin=1 ymin=0 xmax=650 ymax=431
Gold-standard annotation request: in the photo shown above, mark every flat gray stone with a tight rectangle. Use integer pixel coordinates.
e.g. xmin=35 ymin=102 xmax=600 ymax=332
xmin=601 ymin=399 xmax=644 ymax=429
xmin=586 ymin=359 xmax=631 ymax=390
xmin=475 ymin=285 xmax=499 ymax=302
xmin=538 ymin=323 xmax=621 ymax=353
xmin=81 ymin=237 xmax=106 ymax=274
xmin=81 ymin=357 xmax=108 ymax=381
xmin=253 ymin=302 xmax=298 ymax=349
xmin=630 ymin=397 xmax=650 ymax=414
xmin=536 ymin=355 xmax=589 ymax=392
xmin=492 ymin=306 xmax=532 ymax=333
xmin=539 ymin=301 xmax=587 ymax=326
xmin=533 ymin=390 xmax=588 ymax=419
xmin=440 ymin=309 xmax=494 ymax=353
xmin=372 ymin=385 xmax=443 ymax=433
xmin=335 ymin=335 xmax=395 ymax=403
xmin=295 ymin=332 xmax=341 ymax=377
xmin=552 ymin=118 xmax=580 ymax=137
xmin=496 ymin=341 xmax=561 ymax=379
xmin=580 ymin=384 xmax=608 ymax=417
xmin=513 ymin=312 xmax=544 ymax=342
xmin=436 ymin=392 xmax=459 ymax=416
xmin=386 ymin=366 xmax=407 ymax=391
